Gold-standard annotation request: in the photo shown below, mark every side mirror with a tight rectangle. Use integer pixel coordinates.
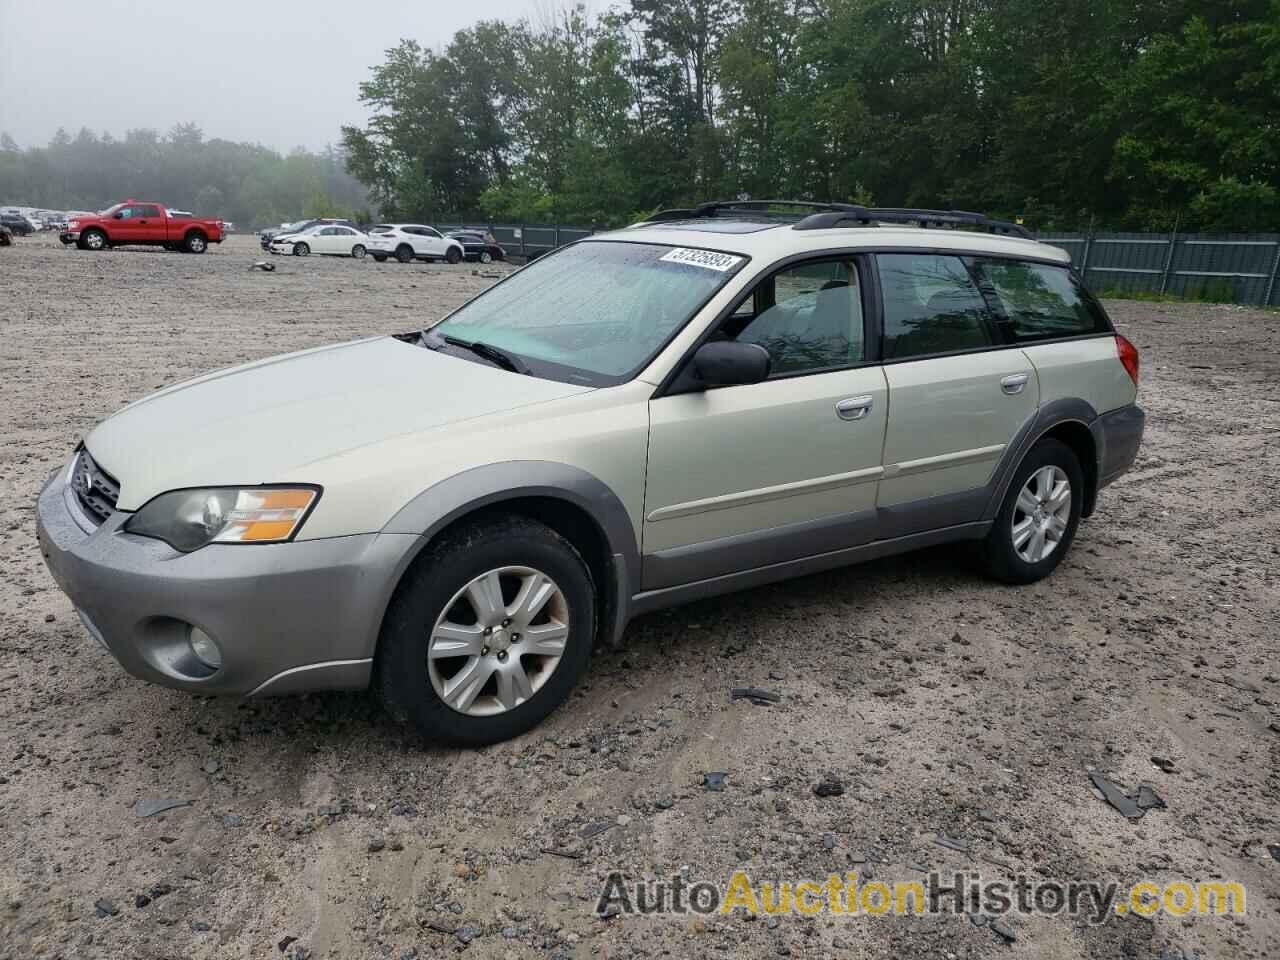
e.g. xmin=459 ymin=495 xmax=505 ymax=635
xmin=692 ymin=341 xmax=771 ymax=387
xmin=112 ymin=212 xmax=123 ymax=219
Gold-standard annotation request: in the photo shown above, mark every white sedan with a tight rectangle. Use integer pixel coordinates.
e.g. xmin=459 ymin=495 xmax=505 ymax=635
xmin=269 ymin=225 xmax=371 ymax=259
xmin=366 ymin=224 xmax=465 ymax=264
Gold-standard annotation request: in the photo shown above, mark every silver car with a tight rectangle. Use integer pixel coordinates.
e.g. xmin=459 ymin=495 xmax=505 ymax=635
xmin=36 ymin=202 xmax=1144 ymax=746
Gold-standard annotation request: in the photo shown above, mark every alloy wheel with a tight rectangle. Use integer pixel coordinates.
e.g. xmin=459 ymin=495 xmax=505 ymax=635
xmin=427 ymin=566 xmax=569 ymax=717
xmin=1012 ymin=465 xmax=1071 ymax=563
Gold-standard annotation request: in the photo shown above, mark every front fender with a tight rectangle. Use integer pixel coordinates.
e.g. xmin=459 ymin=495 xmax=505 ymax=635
xmin=381 ymin=460 xmax=641 ymax=644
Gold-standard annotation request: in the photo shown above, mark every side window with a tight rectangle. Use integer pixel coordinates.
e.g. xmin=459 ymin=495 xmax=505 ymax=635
xmin=117 ymin=206 xmax=135 ymax=219
xmin=136 ymin=204 xmax=162 ymax=218
xmin=733 ymin=259 xmax=864 ymax=376
xmin=423 ymin=226 xmax=442 ymax=238
xmin=972 ymin=259 xmax=1106 ymax=340
xmin=877 ymin=254 xmax=994 ymax=360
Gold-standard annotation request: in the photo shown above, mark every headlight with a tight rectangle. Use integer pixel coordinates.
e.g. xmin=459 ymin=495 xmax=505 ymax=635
xmin=68 ymin=220 xmax=80 ymax=229
xmin=124 ymin=486 xmax=319 ymax=552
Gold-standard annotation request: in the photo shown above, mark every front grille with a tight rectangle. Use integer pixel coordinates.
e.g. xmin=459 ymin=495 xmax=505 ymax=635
xmin=71 ymin=449 xmax=120 ymax=526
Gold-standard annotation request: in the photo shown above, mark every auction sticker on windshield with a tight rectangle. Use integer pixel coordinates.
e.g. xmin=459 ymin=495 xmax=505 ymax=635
xmin=659 ymin=247 xmax=744 ymax=272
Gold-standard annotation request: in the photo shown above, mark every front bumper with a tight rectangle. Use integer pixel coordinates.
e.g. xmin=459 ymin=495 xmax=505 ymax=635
xmin=60 ymin=231 xmax=79 ymax=244
xmin=35 ymin=465 xmax=420 ymax=696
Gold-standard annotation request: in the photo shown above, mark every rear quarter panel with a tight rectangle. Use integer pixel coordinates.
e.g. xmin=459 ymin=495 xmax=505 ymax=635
xmin=1021 ymin=335 xmax=1135 ymax=416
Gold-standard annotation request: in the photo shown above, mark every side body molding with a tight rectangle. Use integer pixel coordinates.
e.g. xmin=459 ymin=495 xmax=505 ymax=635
xmin=382 ymin=461 xmax=642 ymax=647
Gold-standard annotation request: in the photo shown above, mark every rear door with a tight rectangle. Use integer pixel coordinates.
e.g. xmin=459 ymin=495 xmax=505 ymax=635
xmin=643 ymin=256 xmax=888 ymax=588
xmin=874 ymin=252 xmax=1038 ymax=526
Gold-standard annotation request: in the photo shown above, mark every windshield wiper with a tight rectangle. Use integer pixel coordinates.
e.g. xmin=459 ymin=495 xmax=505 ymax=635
xmin=421 ymin=330 xmax=530 ymax=375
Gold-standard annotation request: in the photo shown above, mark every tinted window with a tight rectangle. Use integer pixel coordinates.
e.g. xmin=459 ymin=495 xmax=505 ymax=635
xmin=974 ymin=259 xmax=1106 ymax=340
xmin=878 ymin=254 xmax=994 ymax=359
xmin=136 ymin=204 xmax=163 ymax=218
xmin=734 ymin=259 xmax=864 ymax=376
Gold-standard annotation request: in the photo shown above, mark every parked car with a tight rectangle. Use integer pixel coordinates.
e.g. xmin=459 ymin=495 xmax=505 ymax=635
xmin=269 ymin=223 xmax=370 ymax=258
xmin=0 ymin=223 xmax=12 ymax=246
xmin=446 ymin=230 xmax=506 ymax=264
xmin=60 ymin=201 xmax=225 ymax=253
xmin=35 ymin=201 xmax=1143 ymax=746
xmin=260 ymin=218 xmax=356 ymax=250
xmin=0 ymin=214 xmax=33 ymax=236
xmin=366 ymin=224 xmax=465 ymax=264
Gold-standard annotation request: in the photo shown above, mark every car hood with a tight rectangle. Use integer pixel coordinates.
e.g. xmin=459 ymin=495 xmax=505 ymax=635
xmin=85 ymin=337 xmax=594 ymax=510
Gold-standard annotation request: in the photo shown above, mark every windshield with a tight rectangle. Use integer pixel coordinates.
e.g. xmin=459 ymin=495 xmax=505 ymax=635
xmin=431 ymin=240 xmax=746 ymax=385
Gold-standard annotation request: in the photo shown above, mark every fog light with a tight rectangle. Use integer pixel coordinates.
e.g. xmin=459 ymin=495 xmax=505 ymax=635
xmin=187 ymin=626 xmax=222 ymax=670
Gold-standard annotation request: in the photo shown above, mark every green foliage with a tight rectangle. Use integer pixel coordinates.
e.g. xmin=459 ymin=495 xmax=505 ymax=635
xmin=0 ymin=126 xmax=368 ymax=229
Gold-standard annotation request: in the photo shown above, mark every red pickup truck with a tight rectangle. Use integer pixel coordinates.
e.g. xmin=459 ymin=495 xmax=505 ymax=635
xmin=61 ymin=200 xmax=225 ymax=253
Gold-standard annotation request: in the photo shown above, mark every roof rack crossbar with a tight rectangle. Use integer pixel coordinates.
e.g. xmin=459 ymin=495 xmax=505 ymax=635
xmin=646 ymin=199 xmax=863 ymax=223
xmin=793 ymin=207 xmax=1032 ymax=238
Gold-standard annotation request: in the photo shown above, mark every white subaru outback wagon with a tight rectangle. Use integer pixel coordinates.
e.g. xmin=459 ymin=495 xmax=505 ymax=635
xmin=37 ymin=201 xmax=1144 ymax=745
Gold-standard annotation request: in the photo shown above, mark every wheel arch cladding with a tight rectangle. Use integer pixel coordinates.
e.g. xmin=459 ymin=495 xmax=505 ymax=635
xmin=983 ymin=398 xmax=1100 ymax=522
xmin=1040 ymin=420 xmax=1099 ymax=517
xmin=378 ymin=461 xmax=640 ymax=651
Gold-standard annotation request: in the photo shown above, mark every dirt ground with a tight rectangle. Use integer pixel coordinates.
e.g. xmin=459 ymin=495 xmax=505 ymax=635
xmin=0 ymin=232 xmax=1277 ymax=960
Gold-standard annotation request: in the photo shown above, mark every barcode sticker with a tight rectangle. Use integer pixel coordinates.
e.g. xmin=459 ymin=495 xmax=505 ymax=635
xmin=659 ymin=247 xmax=744 ymax=272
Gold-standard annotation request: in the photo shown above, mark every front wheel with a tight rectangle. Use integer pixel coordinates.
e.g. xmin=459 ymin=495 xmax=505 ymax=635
xmin=81 ymin=229 xmax=107 ymax=251
xmin=351 ymin=244 xmax=366 ymax=259
xmin=293 ymin=242 xmax=310 ymax=257
xmin=479 ymin=250 xmax=493 ymax=264
xmin=376 ymin=517 xmax=595 ymax=746
xmin=981 ymin=438 xmax=1084 ymax=584
xmin=445 ymin=246 xmax=463 ymax=264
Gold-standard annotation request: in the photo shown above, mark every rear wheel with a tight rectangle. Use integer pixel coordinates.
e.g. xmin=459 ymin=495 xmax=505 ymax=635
xmin=981 ymin=438 xmax=1083 ymax=584
xmin=377 ymin=517 xmax=595 ymax=746
xmin=293 ymin=242 xmax=310 ymax=257
xmin=351 ymin=244 xmax=366 ymax=259
xmin=445 ymin=246 xmax=463 ymax=265
xmin=395 ymin=244 xmax=414 ymax=264
xmin=184 ymin=231 xmax=207 ymax=254
xmin=479 ymin=250 xmax=493 ymax=264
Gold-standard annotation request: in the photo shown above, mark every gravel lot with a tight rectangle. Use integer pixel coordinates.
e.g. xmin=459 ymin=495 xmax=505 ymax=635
xmin=1 ymin=233 xmax=1278 ymax=959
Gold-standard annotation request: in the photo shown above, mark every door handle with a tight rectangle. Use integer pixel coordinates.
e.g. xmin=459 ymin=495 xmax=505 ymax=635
xmin=836 ymin=395 xmax=874 ymax=421
xmin=1000 ymin=373 xmax=1030 ymax=395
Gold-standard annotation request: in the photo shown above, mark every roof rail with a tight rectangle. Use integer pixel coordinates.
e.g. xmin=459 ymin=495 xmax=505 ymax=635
xmin=793 ymin=206 xmax=1032 ymax=239
xmin=645 ymin=199 xmax=863 ymax=223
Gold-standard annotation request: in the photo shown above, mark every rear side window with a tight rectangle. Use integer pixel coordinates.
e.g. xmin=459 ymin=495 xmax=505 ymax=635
xmin=877 ymin=254 xmax=994 ymax=359
xmin=972 ymin=259 xmax=1106 ymax=340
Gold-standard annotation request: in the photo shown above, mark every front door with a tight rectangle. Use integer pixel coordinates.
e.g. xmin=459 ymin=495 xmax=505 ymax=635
xmin=642 ymin=257 xmax=888 ymax=590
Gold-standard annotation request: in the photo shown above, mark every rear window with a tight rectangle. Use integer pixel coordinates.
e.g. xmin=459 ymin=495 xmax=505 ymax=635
xmin=972 ymin=259 xmax=1107 ymax=341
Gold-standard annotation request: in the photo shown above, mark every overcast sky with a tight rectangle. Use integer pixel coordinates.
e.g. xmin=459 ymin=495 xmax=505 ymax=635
xmin=0 ymin=0 xmax=564 ymax=152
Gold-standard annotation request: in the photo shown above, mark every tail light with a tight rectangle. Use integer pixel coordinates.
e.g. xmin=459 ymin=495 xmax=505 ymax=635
xmin=1115 ymin=333 xmax=1140 ymax=386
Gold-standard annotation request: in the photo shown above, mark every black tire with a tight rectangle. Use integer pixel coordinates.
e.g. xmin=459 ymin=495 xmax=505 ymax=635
xmin=445 ymin=245 xmax=463 ymax=264
xmin=293 ymin=242 xmax=310 ymax=257
xmin=351 ymin=244 xmax=366 ymax=260
xmin=377 ymin=517 xmax=596 ymax=746
xmin=981 ymin=438 xmax=1084 ymax=584
xmin=81 ymin=228 xmax=107 ymax=251
xmin=184 ymin=231 xmax=207 ymax=254
xmin=372 ymin=254 xmax=387 ymax=262
xmin=395 ymin=244 xmax=414 ymax=263
xmin=479 ymin=250 xmax=493 ymax=264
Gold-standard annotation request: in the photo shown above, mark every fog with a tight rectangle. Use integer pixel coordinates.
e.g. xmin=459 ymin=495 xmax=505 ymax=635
xmin=0 ymin=0 xmax=557 ymax=151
